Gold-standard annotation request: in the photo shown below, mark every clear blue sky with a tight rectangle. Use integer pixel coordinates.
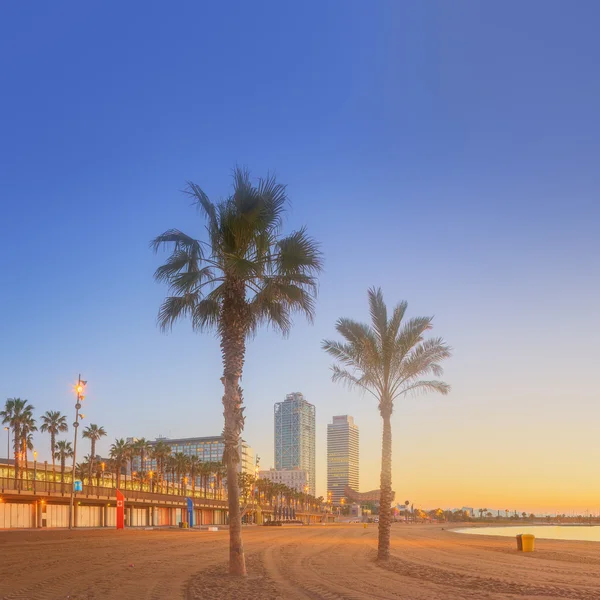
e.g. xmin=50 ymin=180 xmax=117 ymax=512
xmin=1 ymin=1 xmax=599 ymax=511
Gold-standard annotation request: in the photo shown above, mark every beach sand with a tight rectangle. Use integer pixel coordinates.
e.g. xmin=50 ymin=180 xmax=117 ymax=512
xmin=1 ymin=523 xmax=599 ymax=599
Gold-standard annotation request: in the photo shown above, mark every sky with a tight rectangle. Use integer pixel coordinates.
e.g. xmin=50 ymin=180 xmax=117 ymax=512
xmin=1 ymin=1 xmax=599 ymax=515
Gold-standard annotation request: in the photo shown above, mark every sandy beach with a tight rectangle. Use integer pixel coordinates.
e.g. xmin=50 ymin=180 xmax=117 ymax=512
xmin=1 ymin=523 xmax=599 ymax=599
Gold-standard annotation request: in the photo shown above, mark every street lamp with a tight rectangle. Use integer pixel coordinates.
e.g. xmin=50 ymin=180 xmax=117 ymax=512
xmin=210 ymin=481 xmax=214 ymax=499
xmin=69 ymin=375 xmax=87 ymax=529
xmin=148 ymin=470 xmax=154 ymax=493
xmin=33 ymin=450 xmax=37 ymax=492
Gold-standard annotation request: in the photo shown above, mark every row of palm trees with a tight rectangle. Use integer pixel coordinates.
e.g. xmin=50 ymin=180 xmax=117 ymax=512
xmin=107 ymin=438 xmax=228 ymax=497
xmin=252 ymin=477 xmax=324 ymax=514
xmin=1 ymin=399 xmax=108 ymax=487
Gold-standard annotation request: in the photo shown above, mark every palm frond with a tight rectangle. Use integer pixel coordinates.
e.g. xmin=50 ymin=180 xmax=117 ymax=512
xmin=330 ymin=365 xmax=379 ymax=400
xmin=395 ymin=316 xmax=433 ymax=359
xmin=157 ymin=293 xmax=199 ymax=332
xmin=322 ymin=339 xmax=362 ymax=368
xmin=368 ymin=287 xmax=388 ymax=346
xmin=257 ymin=174 xmax=287 ymax=234
xmin=275 ymin=228 xmax=322 ymax=277
xmin=192 ymin=297 xmax=221 ymax=331
xmin=400 ymin=380 xmax=451 ymax=397
xmin=150 ymin=229 xmax=203 ymax=256
xmin=397 ymin=338 xmax=452 ymax=383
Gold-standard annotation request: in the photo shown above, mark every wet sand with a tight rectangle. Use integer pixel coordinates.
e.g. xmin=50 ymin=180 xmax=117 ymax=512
xmin=1 ymin=523 xmax=599 ymax=599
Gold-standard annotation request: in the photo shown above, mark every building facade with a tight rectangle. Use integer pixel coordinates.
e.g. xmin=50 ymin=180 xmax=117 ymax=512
xmin=327 ymin=415 xmax=359 ymax=504
xmin=259 ymin=468 xmax=309 ymax=493
xmin=131 ymin=436 xmax=254 ymax=485
xmin=274 ymin=392 xmax=316 ymax=495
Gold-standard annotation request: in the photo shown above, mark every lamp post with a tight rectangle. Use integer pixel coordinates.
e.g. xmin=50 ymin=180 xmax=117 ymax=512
xmin=148 ymin=470 xmax=154 ymax=493
xmin=210 ymin=481 xmax=214 ymax=500
xmin=68 ymin=375 xmax=87 ymax=529
xmin=33 ymin=450 xmax=37 ymax=492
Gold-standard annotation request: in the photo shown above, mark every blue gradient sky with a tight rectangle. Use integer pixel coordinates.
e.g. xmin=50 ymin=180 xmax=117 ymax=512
xmin=1 ymin=1 xmax=599 ymax=512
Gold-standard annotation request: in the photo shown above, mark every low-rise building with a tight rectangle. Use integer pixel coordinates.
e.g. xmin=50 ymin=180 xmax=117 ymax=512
xmin=259 ymin=468 xmax=309 ymax=493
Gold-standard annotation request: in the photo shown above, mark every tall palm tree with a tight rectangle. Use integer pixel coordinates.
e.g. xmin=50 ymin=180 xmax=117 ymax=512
xmin=110 ymin=438 xmax=128 ymax=490
xmin=1 ymin=398 xmax=35 ymax=484
xmin=40 ymin=411 xmax=68 ymax=483
xmin=323 ymin=288 xmax=451 ymax=561
xmin=82 ymin=424 xmax=107 ymax=485
xmin=152 ymin=169 xmax=322 ymax=576
xmin=54 ymin=440 xmax=73 ymax=484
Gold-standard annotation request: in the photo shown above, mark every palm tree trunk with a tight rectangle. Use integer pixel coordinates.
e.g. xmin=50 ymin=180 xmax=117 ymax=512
xmin=377 ymin=408 xmax=393 ymax=561
xmin=51 ymin=433 xmax=56 ymax=487
xmin=13 ymin=426 xmax=20 ymax=485
xmin=89 ymin=439 xmax=96 ymax=486
xmin=220 ymin=279 xmax=248 ymax=576
xmin=223 ymin=378 xmax=246 ymax=575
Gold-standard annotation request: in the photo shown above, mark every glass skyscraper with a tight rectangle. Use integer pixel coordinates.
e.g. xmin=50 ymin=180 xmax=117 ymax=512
xmin=327 ymin=415 xmax=359 ymax=504
xmin=274 ymin=392 xmax=316 ymax=495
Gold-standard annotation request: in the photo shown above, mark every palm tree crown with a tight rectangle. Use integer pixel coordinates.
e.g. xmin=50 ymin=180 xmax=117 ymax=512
xmin=152 ymin=168 xmax=322 ymax=576
xmin=1 ymin=398 xmax=36 ymax=482
xmin=323 ymin=287 xmax=451 ymax=561
xmin=152 ymin=168 xmax=322 ymax=338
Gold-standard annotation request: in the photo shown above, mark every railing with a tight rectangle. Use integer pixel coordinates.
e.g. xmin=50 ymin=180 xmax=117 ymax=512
xmin=1 ymin=477 xmax=324 ymax=515
xmin=0 ymin=477 xmax=228 ymax=506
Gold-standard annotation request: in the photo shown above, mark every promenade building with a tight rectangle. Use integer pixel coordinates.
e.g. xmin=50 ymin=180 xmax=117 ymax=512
xmin=259 ymin=468 xmax=309 ymax=493
xmin=130 ymin=435 xmax=254 ymax=486
xmin=327 ymin=415 xmax=359 ymax=504
xmin=274 ymin=392 xmax=316 ymax=495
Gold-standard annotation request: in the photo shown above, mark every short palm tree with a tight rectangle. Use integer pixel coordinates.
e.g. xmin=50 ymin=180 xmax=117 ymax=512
xmin=166 ymin=455 xmax=177 ymax=495
xmin=173 ymin=452 xmax=189 ymax=495
xmin=54 ymin=440 xmax=73 ymax=484
xmin=1 ymin=398 xmax=35 ymax=484
xmin=323 ymin=288 xmax=451 ymax=561
xmin=134 ymin=438 xmax=151 ymax=474
xmin=198 ymin=461 xmax=212 ymax=498
xmin=82 ymin=424 xmax=107 ymax=484
xmin=40 ymin=411 xmax=68 ymax=483
xmin=109 ymin=438 xmax=128 ymax=489
xmin=188 ymin=455 xmax=201 ymax=496
xmin=152 ymin=168 xmax=322 ymax=575
xmin=152 ymin=440 xmax=171 ymax=491
xmin=20 ymin=412 xmax=37 ymax=470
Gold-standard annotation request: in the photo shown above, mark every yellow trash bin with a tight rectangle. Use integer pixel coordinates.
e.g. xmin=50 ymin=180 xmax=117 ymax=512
xmin=521 ymin=534 xmax=535 ymax=552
